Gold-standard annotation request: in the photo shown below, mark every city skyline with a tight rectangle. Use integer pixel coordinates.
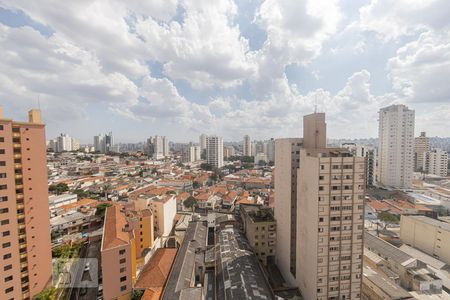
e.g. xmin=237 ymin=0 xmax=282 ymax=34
xmin=1 ymin=1 xmax=449 ymax=142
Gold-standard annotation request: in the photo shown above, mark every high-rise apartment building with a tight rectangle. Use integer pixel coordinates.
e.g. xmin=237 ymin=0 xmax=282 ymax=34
xmin=223 ymin=146 xmax=235 ymax=159
xmin=206 ymin=135 xmax=223 ymax=168
xmin=414 ymin=132 xmax=430 ymax=172
xmin=56 ymin=133 xmax=72 ymax=152
xmin=378 ymin=104 xmax=415 ymax=188
xmin=423 ymin=149 xmax=448 ymax=177
xmin=152 ymin=135 xmax=169 ymax=160
xmin=105 ymin=131 xmax=114 ymax=153
xmin=0 ymin=107 xmax=52 ymax=300
xmin=199 ymin=134 xmax=207 ymax=151
xmin=188 ymin=145 xmax=201 ymax=162
xmin=94 ymin=134 xmax=105 ymax=153
xmin=94 ymin=132 xmax=114 ymax=154
xmin=264 ymin=138 xmax=275 ymax=163
xmin=275 ymin=112 xmax=365 ymax=300
xmin=243 ymin=135 xmax=251 ymax=156
xmin=342 ymin=143 xmax=377 ymax=186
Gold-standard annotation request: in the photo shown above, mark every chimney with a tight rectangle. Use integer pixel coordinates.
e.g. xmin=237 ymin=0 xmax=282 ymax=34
xmin=28 ymin=109 xmax=43 ymax=124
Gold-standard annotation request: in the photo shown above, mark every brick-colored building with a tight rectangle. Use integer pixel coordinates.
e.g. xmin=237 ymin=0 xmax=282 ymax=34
xmin=0 ymin=107 xmax=52 ymax=300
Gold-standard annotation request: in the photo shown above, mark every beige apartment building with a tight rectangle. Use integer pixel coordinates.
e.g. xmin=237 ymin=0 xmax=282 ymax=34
xmin=240 ymin=204 xmax=276 ymax=265
xmin=414 ymin=132 xmax=430 ymax=172
xmin=0 ymin=107 xmax=52 ymax=300
xmin=400 ymin=215 xmax=450 ymax=265
xmin=378 ymin=104 xmax=415 ymax=188
xmin=101 ymin=205 xmax=154 ymax=300
xmin=275 ymin=113 xmax=365 ymax=300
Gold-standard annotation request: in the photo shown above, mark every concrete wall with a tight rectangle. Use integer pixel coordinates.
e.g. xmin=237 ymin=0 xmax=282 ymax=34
xmin=101 ymin=244 xmax=133 ymax=300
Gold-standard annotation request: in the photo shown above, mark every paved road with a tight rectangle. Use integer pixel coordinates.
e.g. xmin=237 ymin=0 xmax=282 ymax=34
xmin=78 ymin=239 xmax=102 ymax=300
xmin=69 ymin=239 xmax=102 ymax=300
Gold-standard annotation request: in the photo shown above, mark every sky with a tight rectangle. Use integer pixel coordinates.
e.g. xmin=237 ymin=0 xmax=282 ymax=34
xmin=0 ymin=0 xmax=449 ymax=144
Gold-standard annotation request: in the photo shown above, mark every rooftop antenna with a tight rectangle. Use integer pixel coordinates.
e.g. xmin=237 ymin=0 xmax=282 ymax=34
xmin=314 ymin=94 xmax=318 ymax=113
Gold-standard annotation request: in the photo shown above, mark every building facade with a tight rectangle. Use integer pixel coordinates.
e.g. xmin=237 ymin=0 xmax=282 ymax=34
xmin=188 ymin=145 xmax=201 ymax=162
xmin=378 ymin=104 xmax=415 ymax=188
xmin=414 ymin=132 xmax=430 ymax=172
xmin=243 ymin=135 xmax=252 ymax=156
xmin=206 ymin=135 xmax=223 ymax=168
xmin=240 ymin=204 xmax=276 ymax=265
xmin=275 ymin=112 xmax=365 ymax=300
xmin=199 ymin=134 xmax=207 ymax=151
xmin=400 ymin=215 xmax=450 ymax=265
xmin=423 ymin=148 xmax=448 ymax=177
xmin=101 ymin=205 xmax=154 ymax=300
xmin=342 ymin=143 xmax=377 ymax=186
xmin=0 ymin=107 xmax=52 ymax=300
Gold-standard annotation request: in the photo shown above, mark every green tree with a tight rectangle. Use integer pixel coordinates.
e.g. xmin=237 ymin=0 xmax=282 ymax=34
xmin=33 ymin=288 xmax=57 ymax=300
xmin=192 ymin=181 xmax=201 ymax=189
xmin=378 ymin=212 xmax=400 ymax=225
xmin=49 ymin=183 xmax=69 ymax=195
xmin=200 ymin=163 xmax=213 ymax=171
xmin=131 ymin=289 xmax=144 ymax=300
xmin=183 ymin=196 xmax=197 ymax=209
xmin=95 ymin=203 xmax=112 ymax=219
xmin=258 ymin=160 xmax=267 ymax=166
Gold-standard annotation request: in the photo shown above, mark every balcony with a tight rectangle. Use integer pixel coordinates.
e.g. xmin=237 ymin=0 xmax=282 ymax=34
xmin=21 ymin=271 xmax=29 ymax=278
xmin=20 ymin=253 xmax=27 ymax=259
xmin=13 ymin=143 xmax=21 ymax=149
xmin=17 ymin=213 xmax=25 ymax=220
xmin=19 ymin=243 xmax=27 ymax=249
xmin=15 ymin=174 xmax=23 ymax=180
xmin=19 ymin=224 xmax=25 ymax=230
xmin=16 ymin=184 xmax=23 ymax=189
xmin=17 ymin=203 xmax=24 ymax=210
xmin=16 ymin=193 xmax=24 ymax=200
xmin=21 ymin=262 xmax=28 ymax=269
xmin=14 ymin=163 xmax=22 ymax=170
xmin=19 ymin=233 xmax=26 ymax=240
xmin=14 ymin=154 xmax=22 ymax=159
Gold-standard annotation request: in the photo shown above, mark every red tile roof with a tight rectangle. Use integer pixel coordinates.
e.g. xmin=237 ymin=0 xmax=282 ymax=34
xmin=102 ymin=205 xmax=132 ymax=250
xmin=135 ymin=248 xmax=177 ymax=289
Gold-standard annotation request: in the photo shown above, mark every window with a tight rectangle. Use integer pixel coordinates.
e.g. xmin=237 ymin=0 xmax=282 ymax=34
xmin=0 ymin=185 xmax=6 ymax=190
xmin=0 ymin=196 xmax=7 ymax=202
xmin=4 ymin=275 xmax=13 ymax=282
xmin=2 ymin=231 xmax=10 ymax=237
xmin=120 ymin=285 xmax=127 ymax=291
xmin=120 ymin=276 xmax=127 ymax=282
xmin=4 ymin=264 xmax=12 ymax=271
xmin=0 ymin=125 xmax=3 ymax=130
xmin=3 ymin=253 xmax=11 ymax=259
xmin=1 ymin=219 xmax=9 ymax=225
xmin=0 ymin=150 xmax=5 ymax=154
xmin=0 ymin=137 xmax=3 ymax=142
xmin=0 ymin=208 xmax=8 ymax=213
xmin=119 ymin=258 xmax=126 ymax=264
xmin=119 ymin=249 xmax=125 ymax=255
xmin=0 ymin=173 xmax=6 ymax=178
xmin=120 ymin=267 xmax=126 ymax=273
xmin=5 ymin=286 xmax=13 ymax=293
xmin=0 ymin=161 xmax=4 ymax=166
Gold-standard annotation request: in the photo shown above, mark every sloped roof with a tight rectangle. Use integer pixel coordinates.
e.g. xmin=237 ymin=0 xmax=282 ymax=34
xmin=135 ymin=248 xmax=177 ymax=289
